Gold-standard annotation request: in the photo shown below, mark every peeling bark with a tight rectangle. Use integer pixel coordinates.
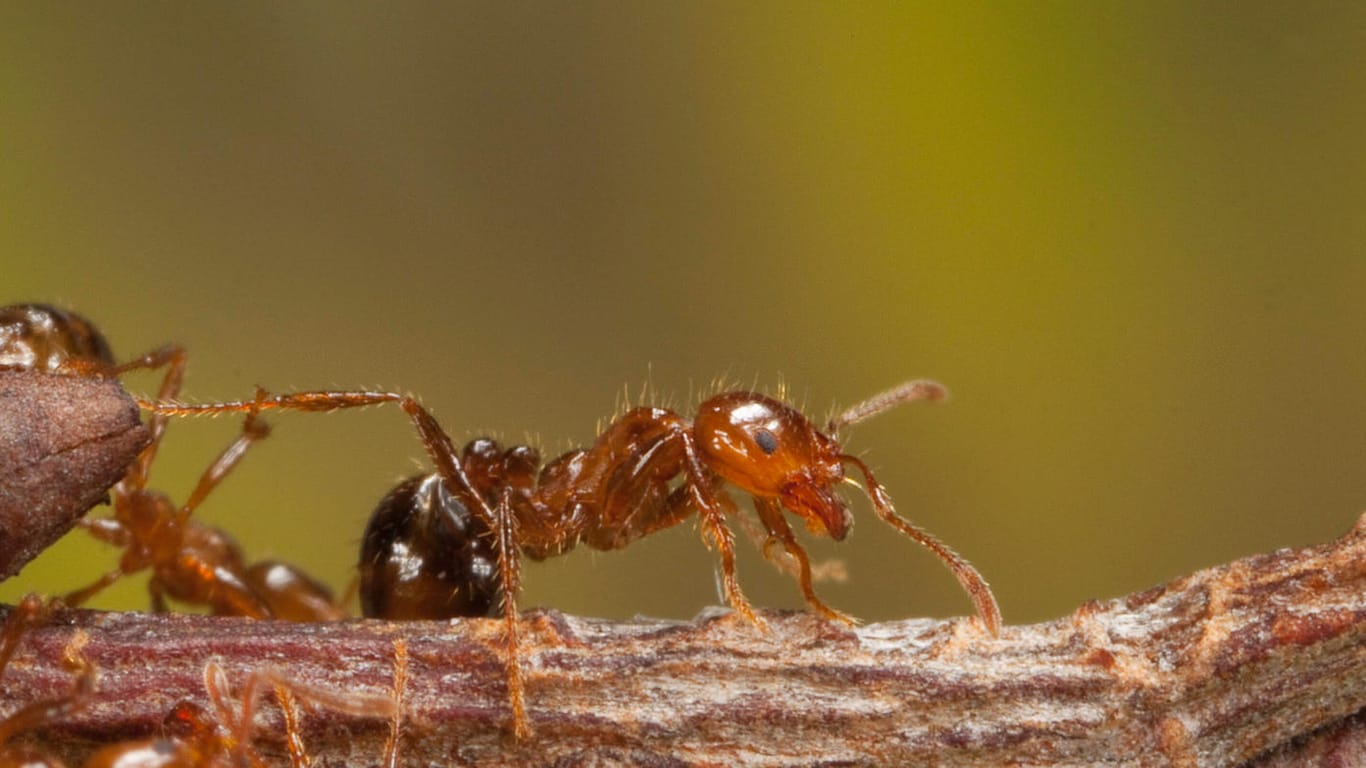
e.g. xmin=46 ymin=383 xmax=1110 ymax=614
xmin=0 ymin=513 xmax=1361 ymax=766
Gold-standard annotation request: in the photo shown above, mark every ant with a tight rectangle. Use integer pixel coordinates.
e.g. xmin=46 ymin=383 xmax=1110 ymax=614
xmin=0 ymin=304 xmax=343 ymax=620
xmin=0 ymin=596 xmax=95 ymax=768
xmin=0 ymin=596 xmax=400 ymax=766
xmin=148 ymin=378 xmax=1004 ymax=739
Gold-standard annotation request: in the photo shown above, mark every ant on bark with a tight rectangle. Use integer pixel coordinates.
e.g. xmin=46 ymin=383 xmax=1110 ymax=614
xmin=149 ymin=378 xmax=1004 ymax=739
xmin=0 ymin=596 xmax=403 ymax=766
xmin=0 ymin=304 xmax=342 ymax=620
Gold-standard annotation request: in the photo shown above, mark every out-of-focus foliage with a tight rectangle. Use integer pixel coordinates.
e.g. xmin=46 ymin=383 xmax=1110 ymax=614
xmin=3 ymin=4 xmax=1363 ymax=623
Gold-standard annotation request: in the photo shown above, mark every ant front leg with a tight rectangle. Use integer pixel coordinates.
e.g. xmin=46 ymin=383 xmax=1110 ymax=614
xmin=751 ymin=497 xmax=856 ymax=627
xmin=173 ymin=388 xmax=272 ymax=528
xmin=677 ymin=433 xmax=765 ymax=631
xmin=110 ymin=345 xmax=187 ymax=489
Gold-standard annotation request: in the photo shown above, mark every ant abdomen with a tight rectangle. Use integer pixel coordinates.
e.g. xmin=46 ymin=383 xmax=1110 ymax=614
xmin=0 ymin=303 xmax=115 ymax=372
xmin=246 ymin=561 xmax=346 ymax=622
xmin=358 ymin=473 xmax=501 ymax=620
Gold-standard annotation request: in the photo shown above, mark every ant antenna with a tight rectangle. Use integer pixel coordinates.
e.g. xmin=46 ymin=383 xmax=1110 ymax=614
xmin=838 ymin=453 xmax=1001 ymax=635
xmin=827 ymin=379 xmax=948 ymax=435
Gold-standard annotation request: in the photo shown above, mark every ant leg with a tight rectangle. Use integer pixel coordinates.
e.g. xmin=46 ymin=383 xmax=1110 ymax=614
xmin=64 ymin=566 xmax=130 ymax=608
xmin=211 ymin=661 xmax=291 ymax=766
xmin=0 ymin=594 xmax=48 ymax=678
xmin=207 ymin=659 xmax=394 ymax=762
xmin=175 ymin=388 xmax=272 ymax=526
xmin=201 ymin=661 xmax=266 ymax=765
xmin=143 ymin=389 xmax=405 ymax=417
xmin=676 ymin=434 xmax=764 ymax=631
xmin=751 ymin=497 xmax=856 ymax=626
xmin=144 ymin=389 xmax=493 ymax=524
xmin=0 ymin=615 xmax=94 ymax=745
xmin=840 ymin=454 xmax=1002 ymax=635
xmin=383 ymin=638 xmax=409 ymax=768
xmin=494 ymin=487 xmax=529 ymax=740
xmin=75 ymin=517 xmax=132 ymax=548
xmin=631 ymin=484 xmax=704 ymax=540
xmin=150 ymin=389 xmax=532 ymax=730
xmin=274 ymin=684 xmax=310 ymax=768
xmin=112 ymin=345 xmax=187 ymax=489
xmin=148 ymin=578 xmax=171 ymax=614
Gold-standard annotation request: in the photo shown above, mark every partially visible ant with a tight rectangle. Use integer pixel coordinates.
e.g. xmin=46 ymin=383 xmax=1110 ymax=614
xmin=0 ymin=595 xmax=397 ymax=766
xmin=66 ymin=391 xmax=347 ymax=620
xmin=0 ymin=596 xmax=94 ymax=768
xmin=148 ymin=378 xmax=1004 ymax=739
xmin=0 ymin=304 xmax=343 ymax=620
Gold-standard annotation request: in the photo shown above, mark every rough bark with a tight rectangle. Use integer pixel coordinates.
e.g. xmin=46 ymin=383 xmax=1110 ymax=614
xmin=0 ymin=371 xmax=149 ymax=579
xmin=1 ymin=513 xmax=1362 ymax=767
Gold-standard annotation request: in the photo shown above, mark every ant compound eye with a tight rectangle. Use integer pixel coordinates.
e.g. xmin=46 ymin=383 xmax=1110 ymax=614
xmin=754 ymin=428 xmax=779 ymax=455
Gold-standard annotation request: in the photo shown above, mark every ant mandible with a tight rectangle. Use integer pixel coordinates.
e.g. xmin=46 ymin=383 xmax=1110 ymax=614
xmin=148 ymin=378 xmax=1004 ymax=739
xmin=0 ymin=304 xmax=343 ymax=620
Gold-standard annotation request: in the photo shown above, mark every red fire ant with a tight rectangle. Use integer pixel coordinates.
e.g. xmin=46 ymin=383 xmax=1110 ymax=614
xmin=0 ymin=304 xmax=343 ymax=620
xmin=148 ymin=378 xmax=1004 ymax=739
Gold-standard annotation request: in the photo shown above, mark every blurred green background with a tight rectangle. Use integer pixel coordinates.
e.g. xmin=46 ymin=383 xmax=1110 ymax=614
xmin=3 ymin=5 xmax=1363 ymax=626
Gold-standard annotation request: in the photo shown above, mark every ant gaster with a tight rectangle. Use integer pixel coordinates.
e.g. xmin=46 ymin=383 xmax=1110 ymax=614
xmin=0 ymin=304 xmax=343 ymax=620
xmin=149 ymin=378 xmax=1004 ymax=739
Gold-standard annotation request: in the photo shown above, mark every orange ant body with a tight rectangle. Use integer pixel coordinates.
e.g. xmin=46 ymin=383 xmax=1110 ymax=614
xmin=151 ymin=378 xmax=1003 ymax=738
xmin=0 ymin=304 xmax=342 ymax=620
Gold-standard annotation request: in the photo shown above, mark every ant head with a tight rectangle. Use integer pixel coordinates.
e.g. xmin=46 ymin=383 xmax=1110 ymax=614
xmin=694 ymin=391 xmax=852 ymax=540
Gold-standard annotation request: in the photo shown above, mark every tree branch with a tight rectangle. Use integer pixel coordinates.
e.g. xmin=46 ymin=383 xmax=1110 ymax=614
xmin=1 ymin=513 xmax=1362 ymax=766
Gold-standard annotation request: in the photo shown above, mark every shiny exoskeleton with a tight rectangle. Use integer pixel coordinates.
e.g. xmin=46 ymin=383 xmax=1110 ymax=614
xmin=0 ymin=303 xmax=115 ymax=374
xmin=0 ymin=303 xmax=343 ymax=621
xmin=151 ymin=378 xmax=1004 ymax=740
xmin=360 ymin=472 xmax=500 ymax=620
